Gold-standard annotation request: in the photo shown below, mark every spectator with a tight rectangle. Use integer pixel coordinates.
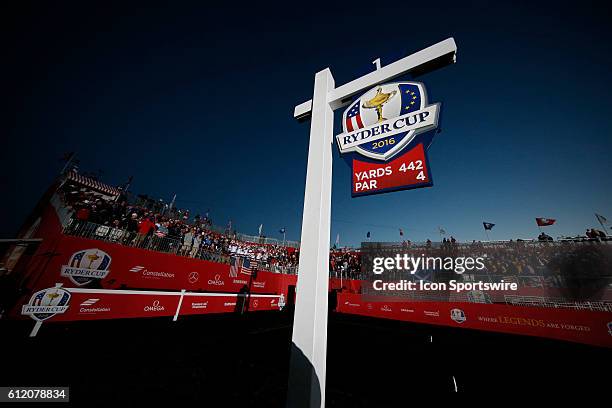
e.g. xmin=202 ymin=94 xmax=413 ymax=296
xmin=538 ymin=232 xmax=553 ymax=242
xmin=136 ymin=216 xmax=156 ymax=247
xmin=126 ymin=213 xmax=139 ymax=233
xmin=182 ymin=228 xmax=194 ymax=256
xmin=190 ymin=232 xmax=202 ymax=258
xmin=72 ymin=204 xmax=91 ymax=235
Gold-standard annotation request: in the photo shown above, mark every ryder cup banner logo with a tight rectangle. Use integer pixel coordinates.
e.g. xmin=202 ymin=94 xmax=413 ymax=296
xmin=61 ymin=248 xmax=111 ymax=286
xmin=450 ymin=308 xmax=466 ymax=324
xmin=336 ymin=82 xmax=441 ymax=197
xmin=22 ymin=286 xmax=71 ymax=321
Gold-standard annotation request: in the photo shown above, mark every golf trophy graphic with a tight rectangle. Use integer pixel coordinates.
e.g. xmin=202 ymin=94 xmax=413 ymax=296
xmin=362 ymin=86 xmax=397 ymax=123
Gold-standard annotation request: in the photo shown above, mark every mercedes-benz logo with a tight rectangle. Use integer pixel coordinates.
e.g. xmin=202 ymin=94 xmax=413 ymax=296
xmin=189 ymin=272 xmax=199 ymax=284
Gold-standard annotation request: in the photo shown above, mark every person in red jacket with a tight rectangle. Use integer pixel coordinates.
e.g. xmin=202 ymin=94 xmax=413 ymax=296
xmin=76 ymin=207 xmax=90 ymax=221
xmin=136 ymin=216 xmax=155 ymax=247
xmin=71 ymin=204 xmax=91 ymax=235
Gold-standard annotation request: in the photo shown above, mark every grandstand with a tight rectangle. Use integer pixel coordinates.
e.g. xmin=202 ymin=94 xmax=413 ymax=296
xmin=2 ymin=169 xmax=609 ymax=333
xmin=1 ymin=168 xmax=610 ymax=404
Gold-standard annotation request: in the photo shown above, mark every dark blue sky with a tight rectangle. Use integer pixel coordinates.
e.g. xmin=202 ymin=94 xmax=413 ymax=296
xmin=3 ymin=1 xmax=612 ymax=245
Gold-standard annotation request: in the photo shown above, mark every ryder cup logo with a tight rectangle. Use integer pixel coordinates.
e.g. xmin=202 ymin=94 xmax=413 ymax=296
xmin=451 ymin=308 xmax=466 ymax=324
xmin=61 ymin=248 xmax=111 ymax=286
xmin=278 ymin=293 xmax=286 ymax=310
xmin=22 ymin=286 xmax=71 ymax=321
xmin=336 ymin=82 xmax=440 ymax=161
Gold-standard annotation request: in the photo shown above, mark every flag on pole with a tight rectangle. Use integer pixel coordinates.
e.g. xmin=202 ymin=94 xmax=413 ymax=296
xmin=483 ymin=222 xmax=495 ymax=231
xmin=596 ymin=213 xmax=609 ymax=234
xmin=258 ymin=224 xmax=263 ymax=236
xmin=169 ymin=194 xmax=177 ymax=211
xmin=60 ymin=151 xmax=75 ymax=162
xmin=536 ymin=218 xmax=556 ymax=227
xmin=399 ymin=228 xmax=404 ymax=237
xmin=241 ymin=258 xmax=253 ymax=275
xmin=229 ymin=256 xmax=241 ymax=277
xmin=335 ymin=233 xmax=340 ymax=247
xmin=595 ymin=214 xmax=608 ymax=225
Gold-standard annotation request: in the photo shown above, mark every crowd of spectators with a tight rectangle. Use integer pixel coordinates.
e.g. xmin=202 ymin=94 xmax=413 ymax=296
xmin=585 ymin=228 xmax=607 ymax=240
xmin=359 ymin=239 xmax=611 ymax=292
xmin=538 ymin=232 xmax=554 ymax=241
xmin=330 ymin=250 xmax=361 ymax=278
xmin=59 ymin=183 xmax=298 ymax=272
xmin=57 ymin=175 xmax=610 ymax=282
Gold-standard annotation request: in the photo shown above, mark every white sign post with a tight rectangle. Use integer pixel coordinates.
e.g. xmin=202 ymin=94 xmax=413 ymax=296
xmin=288 ymin=38 xmax=457 ymax=407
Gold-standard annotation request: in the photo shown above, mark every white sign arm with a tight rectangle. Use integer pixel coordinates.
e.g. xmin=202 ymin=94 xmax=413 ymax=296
xmin=293 ymin=37 xmax=457 ymax=120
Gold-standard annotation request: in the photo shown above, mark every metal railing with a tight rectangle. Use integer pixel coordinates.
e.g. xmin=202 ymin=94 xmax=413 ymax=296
xmin=234 ymin=232 xmax=300 ymax=248
xmin=504 ymin=295 xmax=612 ymax=312
xmin=156 ymin=219 xmax=300 ymax=248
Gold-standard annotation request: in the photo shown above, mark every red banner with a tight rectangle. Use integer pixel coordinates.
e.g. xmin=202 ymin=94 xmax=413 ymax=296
xmin=23 ymin=235 xmax=297 ymax=296
xmin=19 ymin=288 xmax=282 ymax=322
xmin=329 ymin=277 xmax=362 ymax=293
xmin=179 ymin=293 xmax=281 ymax=316
xmin=12 ymin=202 xmax=611 ymax=348
xmin=337 ymin=293 xmax=612 ymax=348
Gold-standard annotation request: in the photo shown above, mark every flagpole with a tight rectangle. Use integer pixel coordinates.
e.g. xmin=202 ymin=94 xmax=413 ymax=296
xmin=596 ymin=214 xmax=609 ymax=235
xmin=59 ymin=152 xmax=75 ymax=175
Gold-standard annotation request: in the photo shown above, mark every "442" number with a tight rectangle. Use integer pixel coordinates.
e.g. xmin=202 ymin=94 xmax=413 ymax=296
xmin=399 ymin=160 xmax=426 ymax=180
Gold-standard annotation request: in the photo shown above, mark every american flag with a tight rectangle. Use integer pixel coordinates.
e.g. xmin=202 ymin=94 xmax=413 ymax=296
xmin=230 ymin=257 xmax=241 ymax=277
xmin=241 ymin=258 xmax=253 ymax=275
xmin=345 ymin=100 xmax=364 ymax=132
xmin=240 ymin=258 xmax=257 ymax=275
